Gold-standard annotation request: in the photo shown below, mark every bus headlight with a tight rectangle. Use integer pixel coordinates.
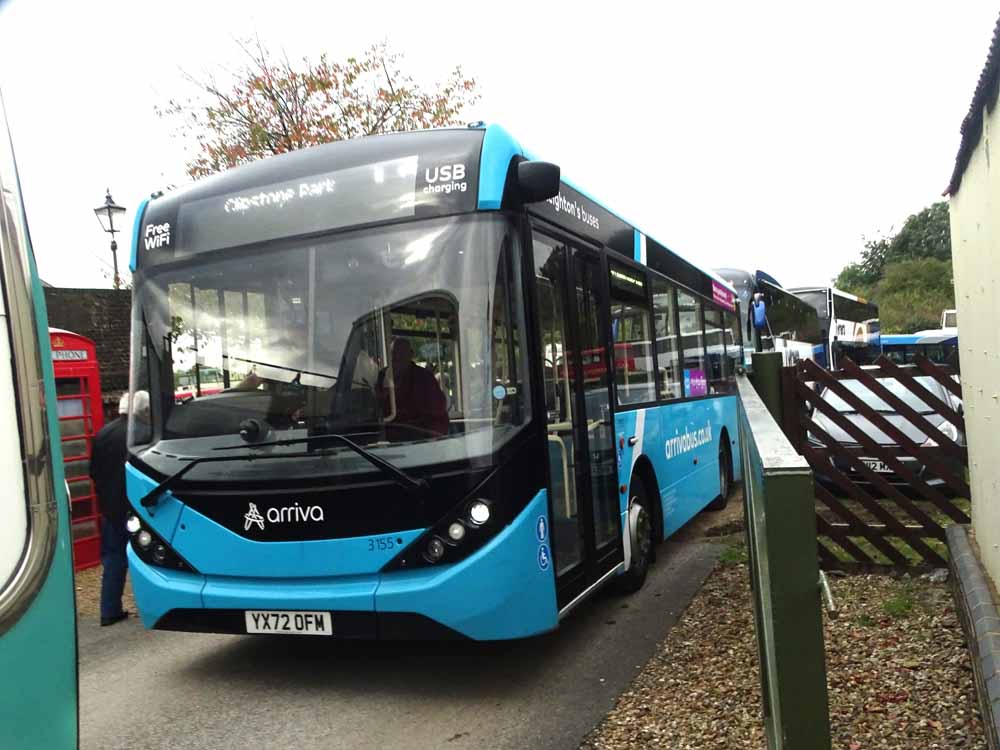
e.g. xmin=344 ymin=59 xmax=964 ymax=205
xmin=381 ymin=465 xmax=538 ymax=573
xmin=447 ymin=521 xmax=466 ymax=542
xmin=126 ymin=511 xmax=197 ymax=573
xmin=424 ymin=537 xmax=446 ymax=563
xmin=468 ymin=500 xmax=491 ymax=526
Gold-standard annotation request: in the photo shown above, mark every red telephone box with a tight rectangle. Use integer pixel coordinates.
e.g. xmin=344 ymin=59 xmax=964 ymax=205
xmin=49 ymin=328 xmax=105 ymax=571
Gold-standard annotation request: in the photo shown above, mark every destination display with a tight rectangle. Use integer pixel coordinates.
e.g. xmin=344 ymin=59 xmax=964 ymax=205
xmin=711 ymin=280 xmax=736 ymax=312
xmin=609 ymin=263 xmax=646 ymax=298
xmin=136 ymin=129 xmax=483 ymax=268
xmin=178 ymin=155 xmax=420 ymax=255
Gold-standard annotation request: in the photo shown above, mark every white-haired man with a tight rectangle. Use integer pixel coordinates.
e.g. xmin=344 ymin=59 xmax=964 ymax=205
xmin=89 ymin=390 xmax=149 ymax=626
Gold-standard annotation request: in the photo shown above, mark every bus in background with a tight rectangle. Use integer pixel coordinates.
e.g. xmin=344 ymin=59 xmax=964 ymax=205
xmin=880 ymin=332 xmax=959 ymax=367
xmin=714 ymin=268 xmax=823 ymax=366
xmin=0 ymin=94 xmax=78 ymax=748
xmin=124 ymin=124 xmax=742 ymax=641
xmin=788 ymin=286 xmax=880 ymax=369
xmin=173 ymin=365 xmax=226 ymax=402
xmin=879 ymin=309 xmax=960 ymax=369
xmin=941 ymin=308 xmax=957 ymax=332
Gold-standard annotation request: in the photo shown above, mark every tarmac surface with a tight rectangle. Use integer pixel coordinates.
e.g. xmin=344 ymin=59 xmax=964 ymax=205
xmin=78 ymin=539 xmax=720 ymax=750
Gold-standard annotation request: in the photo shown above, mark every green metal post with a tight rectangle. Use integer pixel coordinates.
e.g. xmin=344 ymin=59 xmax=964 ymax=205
xmin=738 ymin=373 xmax=831 ymax=749
xmin=749 ymin=351 xmax=784 ymax=424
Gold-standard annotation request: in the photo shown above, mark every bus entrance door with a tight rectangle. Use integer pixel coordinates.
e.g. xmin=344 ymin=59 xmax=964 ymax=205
xmin=531 ymin=232 xmax=624 ymax=611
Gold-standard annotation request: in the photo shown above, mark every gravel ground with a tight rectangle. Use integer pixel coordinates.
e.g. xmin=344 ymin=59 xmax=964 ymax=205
xmin=580 ymin=549 xmax=985 ymax=750
xmin=74 ymin=564 xmax=136 ymax=621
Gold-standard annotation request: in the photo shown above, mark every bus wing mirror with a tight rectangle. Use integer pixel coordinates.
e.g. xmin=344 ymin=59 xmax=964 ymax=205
xmin=517 ymin=161 xmax=560 ymax=203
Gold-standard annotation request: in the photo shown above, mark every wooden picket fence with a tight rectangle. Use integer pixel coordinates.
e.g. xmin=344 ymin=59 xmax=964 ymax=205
xmin=782 ymin=355 xmax=968 ymax=569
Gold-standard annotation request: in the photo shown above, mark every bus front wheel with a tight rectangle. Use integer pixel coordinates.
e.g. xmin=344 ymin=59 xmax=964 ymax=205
xmin=614 ymin=480 xmax=655 ymax=594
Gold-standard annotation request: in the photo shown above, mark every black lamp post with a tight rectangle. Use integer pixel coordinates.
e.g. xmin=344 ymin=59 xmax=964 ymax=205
xmin=93 ymin=189 xmax=126 ymax=289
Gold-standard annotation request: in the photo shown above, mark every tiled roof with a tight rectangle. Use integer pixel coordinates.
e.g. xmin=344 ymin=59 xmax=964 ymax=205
xmin=946 ymin=13 xmax=1000 ymax=195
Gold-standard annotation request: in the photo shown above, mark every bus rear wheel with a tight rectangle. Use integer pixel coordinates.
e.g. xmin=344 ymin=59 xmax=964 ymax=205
xmin=707 ymin=443 xmax=731 ymax=511
xmin=613 ymin=480 xmax=655 ymax=594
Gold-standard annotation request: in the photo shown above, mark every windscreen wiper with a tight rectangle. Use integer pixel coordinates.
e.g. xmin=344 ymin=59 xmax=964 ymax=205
xmin=138 ymin=452 xmax=280 ymax=508
xmin=215 ymin=433 xmax=428 ymax=493
xmin=138 ymin=434 xmax=427 ymax=509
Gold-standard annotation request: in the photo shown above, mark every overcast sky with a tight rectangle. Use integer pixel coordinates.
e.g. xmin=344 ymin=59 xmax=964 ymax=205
xmin=0 ymin=1 xmax=996 ymax=290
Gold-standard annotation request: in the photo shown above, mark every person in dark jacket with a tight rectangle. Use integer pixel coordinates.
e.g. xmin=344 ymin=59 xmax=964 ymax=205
xmin=89 ymin=390 xmax=148 ymax=626
xmin=378 ymin=339 xmax=449 ymax=440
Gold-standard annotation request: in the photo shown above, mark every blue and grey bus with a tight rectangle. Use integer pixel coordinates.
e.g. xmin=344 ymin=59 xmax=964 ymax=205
xmin=124 ymin=124 xmax=743 ymax=640
xmin=880 ymin=332 xmax=959 ymax=367
xmin=714 ymin=268 xmax=824 ymax=365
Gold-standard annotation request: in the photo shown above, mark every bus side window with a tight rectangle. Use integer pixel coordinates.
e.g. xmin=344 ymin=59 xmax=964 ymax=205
xmin=723 ymin=310 xmax=740 ymax=390
xmin=652 ymin=276 xmax=682 ymax=401
xmin=677 ymin=291 xmax=706 ymax=396
xmin=608 ymin=263 xmax=655 ymax=406
xmin=704 ymin=307 xmax=727 ymax=394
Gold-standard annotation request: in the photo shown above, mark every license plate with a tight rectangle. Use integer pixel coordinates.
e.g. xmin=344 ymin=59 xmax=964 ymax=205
xmin=244 ymin=610 xmax=333 ymax=636
xmin=860 ymin=457 xmax=892 ymax=473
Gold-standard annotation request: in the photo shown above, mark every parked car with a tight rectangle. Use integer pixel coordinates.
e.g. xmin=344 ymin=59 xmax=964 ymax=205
xmin=808 ymin=374 xmax=964 ymax=492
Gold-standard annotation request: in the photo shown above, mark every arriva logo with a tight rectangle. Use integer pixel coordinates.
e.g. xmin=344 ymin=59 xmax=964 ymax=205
xmin=243 ymin=501 xmax=325 ymax=531
xmin=244 ymin=503 xmax=265 ymax=531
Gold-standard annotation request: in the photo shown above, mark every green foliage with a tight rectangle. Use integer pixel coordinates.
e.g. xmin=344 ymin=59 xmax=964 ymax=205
xmin=835 ymin=237 xmax=889 ymax=294
xmin=834 ymin=202 xmax=955 ymax=333
xmin=720 ymin=541 xmax=748 ymax=566
xmin=875 ymin=258 xmax=955 ymax=334
xmin=833 ymin=263 xmax=875 ymax=299
xmin=886 ymin=202 xmax=952 ymax=266
xmin=882 ymin=582 xmax=915 ymax=618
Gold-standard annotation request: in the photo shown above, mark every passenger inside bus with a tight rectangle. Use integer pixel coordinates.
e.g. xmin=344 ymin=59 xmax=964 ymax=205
xmin=377 ymin=338 xmax=449 ymax=440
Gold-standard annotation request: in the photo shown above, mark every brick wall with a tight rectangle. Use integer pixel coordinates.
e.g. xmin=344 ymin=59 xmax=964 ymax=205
xmin=44 ymin=288 xmax=131 ymax=417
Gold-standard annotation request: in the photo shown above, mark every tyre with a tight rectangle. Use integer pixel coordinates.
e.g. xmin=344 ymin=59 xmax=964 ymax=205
xmin=707 ymin=442 xmax=731 ymax=511
xmin=613 ymin=479 xmax=656 ymax=594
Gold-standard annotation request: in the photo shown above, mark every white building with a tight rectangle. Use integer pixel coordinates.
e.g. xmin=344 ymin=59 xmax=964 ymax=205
xmin=946 ymin=14 xmax=1000 ymax=586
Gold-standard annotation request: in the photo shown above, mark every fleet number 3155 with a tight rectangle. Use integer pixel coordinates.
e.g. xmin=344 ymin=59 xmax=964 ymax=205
xmin=368 ymin=536 xmax=399 ymax=552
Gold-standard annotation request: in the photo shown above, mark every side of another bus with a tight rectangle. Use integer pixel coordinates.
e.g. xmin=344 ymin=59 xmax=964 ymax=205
xmin=715 ymin=268 xmax=824 ymax=366
xmin=0 ymin=94 xmax=78 ymax=749
xmin=881 ymin=333 xmax=959 ymax=366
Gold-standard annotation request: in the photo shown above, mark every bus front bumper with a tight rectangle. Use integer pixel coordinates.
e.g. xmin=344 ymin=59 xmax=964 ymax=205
xmin=128 ymin=489 xmax=559 ymax=641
